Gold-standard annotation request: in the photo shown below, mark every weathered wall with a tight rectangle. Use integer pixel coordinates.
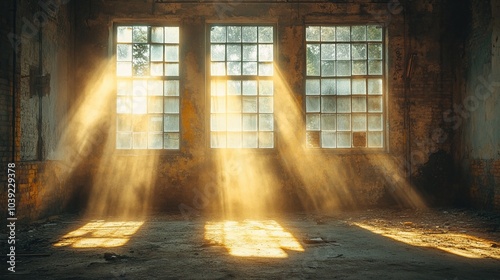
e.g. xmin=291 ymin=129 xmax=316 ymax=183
xmin=458 ymin=0 xmax=500 ymax=210
xmin=66 ymin=0 xmax=457 ymax=214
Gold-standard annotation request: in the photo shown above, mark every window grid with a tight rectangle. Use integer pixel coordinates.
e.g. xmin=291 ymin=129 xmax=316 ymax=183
xmin=305 ymin=25 xmax=384 ymax=149
xmin=210 ymin=25 xmax=275 ymax=149
xmin=115 ymin=26 xmax=180 ymax=150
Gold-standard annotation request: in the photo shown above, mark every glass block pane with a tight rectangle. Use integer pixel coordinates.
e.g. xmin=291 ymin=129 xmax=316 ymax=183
xmin=133 ymin=132 xmax=147 ymax=149
xmin=148 ymin=133 xmax=163 ymax=149
xmin=259 ymin=80 xmax=273 ymax=95
xmin=211 ymin=114 xmax=226 ymax=131
xmin=227 ymin=26 xmax=241 ymax=42
xmin=367 ymin=25 xmax=383 ymax=41
xmin=337 ymin=132 xmax=351 ymax=148
xmin=368 ymin=96 xmax=383 ymax=112
xmin=117 ymin=26 xmax=132 ymax=43
xmin=352 ymin=79 xmax=366 ymax=95
xmin=259 ymin=44 xmax=273 ymax=61
xmin=259 ymin=132 xmax=274 ymax=148
xmin=211 ymin=44 xmax=226 ymax=61
xmin=336 ymin=61 xmax=351 ymax=76
xmin=147 ymin=80 xmax=162 ymax=96
xmin=306 ymin=114 xmax=320 ymax=131
xmin=227 ymin=114 xmax=242 ymax=131
xmin=243 ymin=45 xmax=257 ymax=61
xmin=306 ymin=96 xmax=320 ymax=112
xmin=211 ymin=132 xmax=226 ymax=148
xmin=368 ymin=114 xmax=383 ymax=131
xmin=242 ymin=132 xmax=258 ymax=148
xmin=164 ymin=80 xmax=179 ymax=96
xmin=242 ymin=62 xmax=257 ymax=75
xmin=116 ymin=132 xmax=132 ymax=149
xmin=211 ymin=80 xmax=226 ymax=96
xmin=259 ymin=97 xmax=273 ymax=113
xmin=352 ymin=96 xmax=366 ymax=112
xmin=227 ymin=132 xmax=242 ymax=148
xmin=164 ymin=115 xmax=179 ymax=132
xmin=337 ymin=96 xmax=351 ymax=113
xmin=321 ymin=114 xmax=336 ymax=130
xmin=351 ymin=26 xmax=366 ymax=41
xmin=321 ymin=26 xmax=335 ymax=41
xmin=321 ymin=44 xmax=335 ymax=60
xmin=150 ymin=63 xmax=163 ymax=76
xmin=117 ymin=114 xmax=132 ymax=131
xmin=151 ymin=45 xmax=163 ymax=61
xmin=148 ymin=97 xmax=163 ymax=113
xmin=336 ymin=26 xmax=350 ymax=41
xmin=164 ymin=133 xmax=180 ymax=149
xmin=337 ymin=114 xmax=351 ymax=131
xmin=227 ymin=80 xmax=241 ymax=95
xmin=227 ymin=96 xmax=242 ymax=113
xmin=132 ymin=97 xmax=147 ymax=114
xmin=242 ymin=81 xmax=257 ymax=95
xmin=164 ymin=97 xmax=179 ymax=113
xmin=117 ymin=62 xmax=132 ymax=76
xmin=165 ymin=46 xmax=179 ymax=62
xmin=211 ymin=96 xmax=226 ymax=113
xmin=321 ymin=131 xmax=336 ymax=148
xmin=368 ymin=43 xmax=383 ymax=59
xmin=352 ymin=114 xmax=366 ymax=131
xmin=306 ymin=44 xmax=320 ymax=76
xmin=259 ymin=63 xmax=273 ymax=76
xmin=367 ymin=79 xmax=383 ymax=95
xmin=258 ymin=26 xmax=273 ymax=43
xmin=132 ymin=26 xmax=148 ymax=43
xmin=117 ymin=97 xmax=132 ymax=114
xmin=211 ymin=26 xmax=226 ymax=43
xmin=117 ymin=80 xmax=132 ymax=96
xmin=352 ymin=61 xmax=367 ymax=75
xmin=165 ymin=63 xmax=179 ymax=76
xmin=337 ymin=79 xmax=351 ymax=95
xmin=117 ymin=44 xmax=132 ymax=61
xmin=243 ymin=114 xmax=258 ymax=131
xmin=242 ymin=96 xmax=256 ymax=113
xmin=227 ymin=44 xmax=241 ymax=61
xmin=336 ymin=44 xmax=351 ymax=60
xmin=321 ymin=79 xmax=336 ymax=95
xmin=242 ymin=26 xmax=257 ymax=42
xmin=164 ymin=27 xmax=179 ymax=43
xmin=321 ymin=61 xmax=335 ymax=76
xmin=321 ymin=96 xmax=336 ymax=113
xmin=306 ymin=131 xmax=320 ymax=148
xmin=151 ymin=27 xmax=164 ymax=43
xmin=227 ymin=62 xmax=242 ymax=75
xmin=132 ymin=115 xmax=148 ymax=132
xmin=211 ymin=62 xmax=225 ymax=76
xmin=259 ymin=114 xmax=274 ymax=131
xmin=368 ymin=131 xmax=383 ymax=148
xmin=351 ymin=44 xmax=367 ymax=60
xmin=306 ymin=26 xmax=320 ymax=41
xmin=133 ymin=80 xmax=147 ymax=96
xmin=149 ymin=115 xmax=163 ymax=132
xmin=306 ymin=79 xmax=320 ymax=95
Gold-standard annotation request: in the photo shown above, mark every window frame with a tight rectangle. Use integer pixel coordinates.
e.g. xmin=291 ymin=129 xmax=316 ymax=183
xmin=206 ymin=23 xmax=278 ymax=150
xmin=303 ymin=23 xmax=388 ymax=152
xmin=113 ymin=23 xmax=183 ymax=153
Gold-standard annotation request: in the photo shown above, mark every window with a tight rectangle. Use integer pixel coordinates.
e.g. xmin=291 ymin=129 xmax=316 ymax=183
xmin=209 ymin=25 xmax=275 ymax=148
xmin=115 ymin=25 xmax=180 ymax=149
xmin=305 ymin=25 xmax=385 ymax=149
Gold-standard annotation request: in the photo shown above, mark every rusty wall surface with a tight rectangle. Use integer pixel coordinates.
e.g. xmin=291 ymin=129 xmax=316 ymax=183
xmin=66 ymin=0 xmax=457 ymax=214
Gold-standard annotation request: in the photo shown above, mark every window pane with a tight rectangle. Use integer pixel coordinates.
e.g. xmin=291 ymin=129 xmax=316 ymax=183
xmin=211 ymin=96 xmax=226 ymax=113
xmin=227 ymin=114 xmax=242 ymax=131
xmin=321 ymin=79 xmax=336 ymax=95
xmin=117 ymin=26 xmax=132 ymax=43
xmin=211 ymin=26 xmax=226 ymax=43
xmin=368 ymin=43 xmax=383 ymax=59
xmin=211 ymin=44 xmax=226 ymax=61
xmin=367 ymin=25 xmax=383 ymax=41
xmin=117 ymin=44 xmax=132 ymax=61
xmin=259 ymin=114 xmax=273 ymax=131
xmin=116 ymin=132 xmax=132 ymax=149
xmin=243 ymin=45 xmax=258 ymax=61
xmin=321 ymin=131 xmax=336 ymax=148
xmin=306 ymin=96 xmax=320 ymax=112
xmin=164 ymin=115 xmax=179 ymax=132
xmin=352 ymin=114 xmax=366 ymax=131
xmin=227 ymin=132 xmax=242 ymax=148
xmin=133 ymin=26 xmax=148 ymax=43
xmin=351 ymin=44 xmax=366 ymax=60
xmin=306 ymin=44 xmax=320 ymax=76
xmin=148 ymin=97 xmax=164 ymax=113
xmin=148 ymin=133 xmax=163 ymax=149
xmin=151 ymin=45 xmax=163 ymax=61
xmin=368 ymin=131 xmax=383 ymax=147
xmin=258 ymin=26 xmax=273 ymax=43
xmin=227 ymin=80 xmax=242 ymax=95
xmin=259 ymin=132 xmax=274 ymax=148
xmin=321 ymin=96 xmax=336 ymax=113
xmin=352 ymin=96 xmax=367 ymax=112
xmin=352 ymin=79 xmax=366 ymax=95
xmin=337 ymin=132 xmax=351 ymax=148
xmin=165 ymin=27 xmax=179 ymax=43
xmin=133 ymin=132 xmax=147 ymax=149
xmin=259 ymin=44 xmax=273 ymax=61
xmin=368 ymin=114 xmax=383 ymax=131
xmin=243 ymin=114 xmax=258 ymax=131
xmin=368 ymin=96 xmax=383 ymax=112
xmin=227 ymin=45 xmax=241 ymax=62
xmin=321 ymin=26 xmax=335 ymax=41
xmin=164 ymin=97 xmax=179 ymax=113
xmin=306 ymin=79 xmax=320 ymax=95
xmin=117 ymin=114 xmax=132 ymax=131
xmin=351 ymin=26 xmax=366 ymax=41
xmin=337 ymin=79 xmax=351 ymax=95
xmin=149 ymin=115 xmax=163 ymax=132
xmin=259 ymin=80 xmax=273 ymax=95
xmin=321 ymin=114 xmax=336 ymax=130
xmin=336 ymin=44 xmax=351 ymax=60
xmin=337 ymin=96 xmax=351 ymax=113
xmin=321 ymin=61 xmax=335 ymax=76
xmin=132 ymin=97 xmax=147 ymax=114
xmin=242 ymin=132 xmax=258 ymax=148
xmin=242 ymin=81 xmax=257 ymax=95
xmin=367 ymin=79 xmax=383 ymax=95
xmin=337 ymin=114 xmax=351 ymax=131
xmin=117 ymin=80 xmax=132 ymax=96
xmin=306 ymin=114 xmax=320 ymax=131
xmin=164 ymin=133 xmax=180 ymax=149
xmin=242 ymin=26 xmax=257 ymax=42
xmin=151 ymin=27 xmax=164 ymax=43
xmin=306 ymin=26 xmax=320 ymax=41
xmin=321 ymin=44 xmax=335 ymax=60
xmin=259 ymin=97 xmax=273 ymax=113
xmin=336 ymin=26 xmax=350 ymax=41
xmin=227 ymin=96 xmax=242 ymax=113
xmin=227 ymin=26 xmax=241 ymax=42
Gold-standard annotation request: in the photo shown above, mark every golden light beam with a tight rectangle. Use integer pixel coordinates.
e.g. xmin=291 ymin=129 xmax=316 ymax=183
xmin=204 ymin=220 xmax=304 ymax=258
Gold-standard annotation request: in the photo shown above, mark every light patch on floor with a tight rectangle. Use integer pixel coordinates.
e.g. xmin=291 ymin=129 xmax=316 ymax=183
xmin=53 ymin=221 xmax=144 ymax=248
xmin=204 ymin=220 xmax=304 ymax=258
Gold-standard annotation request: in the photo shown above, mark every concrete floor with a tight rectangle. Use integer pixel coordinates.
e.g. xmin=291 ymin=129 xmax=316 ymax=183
xmin=1 ymin=209 xmax=499 ymax=279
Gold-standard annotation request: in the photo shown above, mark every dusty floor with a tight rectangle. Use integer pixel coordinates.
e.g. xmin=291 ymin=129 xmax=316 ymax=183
xmin=1 ymin=209 xmax=500 ymax=279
